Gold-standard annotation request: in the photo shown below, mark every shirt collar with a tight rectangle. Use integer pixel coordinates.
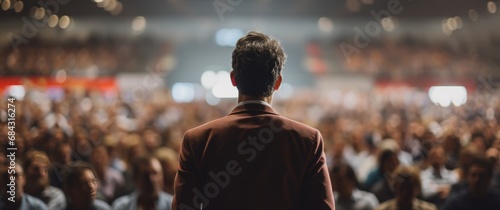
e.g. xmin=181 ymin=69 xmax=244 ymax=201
xmin=236 ymin=100 xmax=272 ymax=108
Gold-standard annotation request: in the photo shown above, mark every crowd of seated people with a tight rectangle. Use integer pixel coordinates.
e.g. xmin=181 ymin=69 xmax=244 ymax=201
xmin=0 ymin=36 xmax=171 ymax=76
xmin=337 ymin=37 xmax=498 ymax=79
xmin=0 ymin=82 xmax=499 ymax=209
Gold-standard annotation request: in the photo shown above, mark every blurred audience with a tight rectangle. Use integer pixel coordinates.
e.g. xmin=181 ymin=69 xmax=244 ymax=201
xmin=366 ymin=149 xmax=400 ymax=203
xmin=63 ymin=163 xmax=111 ymax=210
xmin=420 ymin=146 xmax=458 ymax=207
xmin=441 ymin=155 xmax=500 ymax=210
xmin=376 ymin=166 xmax=437 ymax=210
xmin=90 ymin=145 xmax=125 ymax=203
xmin=23 ymin=151 xmax=66 ymax=210
xmin=330 ymin=163 xmax=379 ymax=210
xmin=0 ymin=163 xmax=48 ymax=210
xmin=112 ymin=156 xmax=173 ymax=210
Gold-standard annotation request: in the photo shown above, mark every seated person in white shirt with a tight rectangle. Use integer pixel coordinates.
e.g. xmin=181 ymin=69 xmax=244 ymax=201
xmin=331 ymin=163 xmax=379 ymax=210
xmin=420 ymin=146 xmax=458 ymax=206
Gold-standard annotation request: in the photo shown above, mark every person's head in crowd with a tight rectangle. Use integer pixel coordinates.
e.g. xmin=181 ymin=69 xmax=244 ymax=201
xmin=132 ymin=155 xmax=164 ymax=198
xmin=378 ymin=149 xmax=399 ymax=175
xmin=428 ymin=146 xmax=446 ymax=169
xmin=330 ymin=163 xmax=359 ymax=200
xmin=154 ymin=147 xmax=178 ymax=195
xmin=63 ymin=163 xmax=99 ymax=209
xmin=470 ymin=132 xmax=486 ymax=152
xmin=457 ymin=145 xmax=480 ymax=181
xmin=1 ymin=163 xmax=25 ymax=202
xmin=125 ymin=142 xmax=146 ymax=170
xmin=54 ymin=142 xmax=72 ymax=166
xmin=23 ymin=150 xmax=50 ymax=195
xmin=466 ymin=155 xmax=494 ymax=197
xmin=0 ymin=151 xmax=6 ymax=172
xmin=143 ymin=129 xmax=162 ymax=153
xmin=90 ymin=145 xmax=110 ymax=179
xmin=230 ymin=31 xmax=286 ymax=100
xmin=393 ymin=166 xmax=422 ymax=207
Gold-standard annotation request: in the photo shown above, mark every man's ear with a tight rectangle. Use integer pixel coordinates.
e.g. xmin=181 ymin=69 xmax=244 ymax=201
xmin=230 ymin=70 xmax=237 ymax=87
xmin=274 ymin=74 xmax=282 ymax=90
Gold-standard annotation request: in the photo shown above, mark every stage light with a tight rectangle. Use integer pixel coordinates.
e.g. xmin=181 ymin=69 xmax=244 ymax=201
xmin=132 ymin=16 xmax=146 ymax=32
xmin=215 ymin=28 xmax=244 ymax=47
xmin=201 ymin=70 xmax=217 ymax=89
xmin=8 ymin=85 xmax=26 ymax=100
xmin=13 ymin=1 xmax=23 ymax=13
xmin=172 ymin=83 xmax=195 ymax=103
xmin=59 ymin=15 xmax=71 ymax=29
xmin=488 ymin=1 xmax=497 ymax=14
xmin=318 ymin=17 xmax=333 ymax=32
xmin=468 ymin=9 xmax=478 ymax=21
xmin=381 ymin=17 xmax=395 ymax=31
xmin=428 ymin=86 xmax=467 ymax=107
xmin=48 ymin=15 xmax=59 ymax=28
xmin=275 ymin=83 xmax=293 ymax=99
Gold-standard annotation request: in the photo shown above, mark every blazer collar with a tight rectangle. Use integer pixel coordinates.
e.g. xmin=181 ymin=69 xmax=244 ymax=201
xmin=229 ymin=100 xmax=279 ymax=116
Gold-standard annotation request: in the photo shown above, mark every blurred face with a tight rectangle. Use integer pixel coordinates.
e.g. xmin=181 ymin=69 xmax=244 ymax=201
xmin=136 ymin=159 xmax=163 ymax=196
xmin=430 ymin=147 xmax=446 ymax=168
xmin=331 ymin=168 xmax=354 ymax=199
xmin=396 ymin=179 xmax=417 ymax=202
xmin=467 ymin=165 xmax=491 ymax=196
xmin=68 ymin=169 xmax=98 ymax=204
xmin=91 ymin=146 xmax=109 ymax=168
xmin=57 ymin=144 xmax=72 ymax=166
xmin=1 ymin=166 xmax=25 ymax=199
xmin=25 ymin=160 xmax=49 ymax=188
xmin=385 ymin=154 xmax=400 ymax=173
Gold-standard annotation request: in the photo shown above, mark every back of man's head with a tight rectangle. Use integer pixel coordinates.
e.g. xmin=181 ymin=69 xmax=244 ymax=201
xmin=232 ymin=31 xmax=286 ymax=97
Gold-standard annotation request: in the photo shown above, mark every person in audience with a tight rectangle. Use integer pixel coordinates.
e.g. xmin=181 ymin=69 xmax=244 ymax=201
xmin=23 ymin=150 xmax=66 ymax=210
xmin=441 ymin=155 xmax=500 ymax=210
xmin=376 ymin=166 xmax=437 ymax=210
xmin=49 ymin=142 xmax=73 ymax=189
xmin=63 ymin=163 xmax=111 ymax=210
xmin=364 ymin=148 xmax=399 ymax=188
xmin=112 ymin=155 xmax=173 ymax=210
xmin=450 ymin=145 xmax=480 ymax=195
xmin=154 ymin=147 xmax=179 ymax=195
xmin=0 ymin=164 xmax=48 ymax=210
xmin=366 ymin=149 xmax=400 ymax=202
xmin=420 ymin=146 xmax=458 ymax=207
xmin=90 ymin=145 xmax=125 ymax=203
xmin=331 ymin=163 xmax=379 ymax=210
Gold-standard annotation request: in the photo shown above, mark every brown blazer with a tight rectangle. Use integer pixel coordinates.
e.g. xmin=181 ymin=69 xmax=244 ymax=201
xmin=173 ymin=102 xmax=335 ymax=210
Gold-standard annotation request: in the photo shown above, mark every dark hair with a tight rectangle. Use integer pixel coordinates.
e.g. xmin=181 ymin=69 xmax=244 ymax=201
xmin=63 ymin=162 xmax=97 ymax=189
xmin=131 ymin=155 xmax=160 ymax=180
xmin=330 ymin=163 xmax=359 ymax=188
xmin=378 ymin=149 xmax=397 ymax=173
xmin=232 ymin=31 xmax=286 ymax=97
xmin=469 ymin=155 xmax=494 ymax=177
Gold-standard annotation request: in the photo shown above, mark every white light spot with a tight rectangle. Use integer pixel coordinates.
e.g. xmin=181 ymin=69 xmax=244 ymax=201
xmin=318 ymin=17 xmax=334 ymax=32
xmin=172 ymin=83 xmax=195 ymax=103
xmin=428 ymin=86 xmax=467 ymax=107
xmin=201 ymin=70 xmax=217 ymax=89
xmin=132 ymin=16 xmax=147 ymax=32
xmin=8 ymin=85 xmax=26 ymax=100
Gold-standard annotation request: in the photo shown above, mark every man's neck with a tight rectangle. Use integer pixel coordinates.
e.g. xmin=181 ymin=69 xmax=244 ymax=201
xmin=238 ymin=94 xmax=273 ymax=104
xmin=24 ymin=184 xmax=45 ymax=196
xmin=138 ymin=193 xmax=158 ymax=210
